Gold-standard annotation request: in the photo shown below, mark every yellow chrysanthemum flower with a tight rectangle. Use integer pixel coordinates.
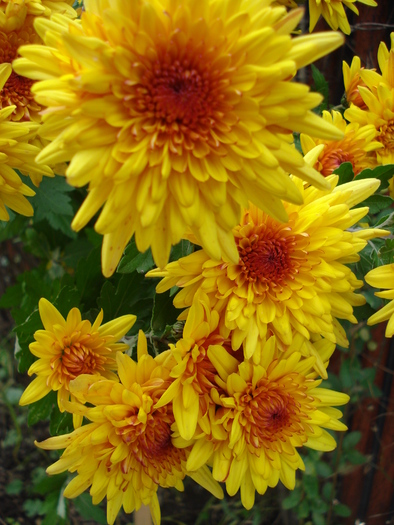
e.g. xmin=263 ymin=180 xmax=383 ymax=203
xmin=0 ymin=0 xmax=77 ymax=121
xmin=14 ymin=0 xmax=345 ymax=276
xmin=301 ymin=110 xmax=381 ymax=176
xmin=365 ymin=263 xmax=394 ymax=337
xmin=0 ymin=26 xmax=42 ymax=121
xmin=19 ymin=298 xmax=136 ymax=428
xmin=0 ymin=0 xmax=76 ymax=32
xmin=0 ymin=87 xmax=53 ymax=220
xmin=175 ymin=342 xmax=349 ymax=509
xmin=345 ymin=34 xmax=394 ymax=164
xmin=156 ymin=290 xmax=338 ymax=444
xmin=343 ymin=56 xmax=370 ymax=110
xmin=309 ymin=0 xmax=377 ymax=35
xmin=35 ymin=341 xmax=223 ymax=525
xmin=149 ymin=174 xmax=387 ymax=359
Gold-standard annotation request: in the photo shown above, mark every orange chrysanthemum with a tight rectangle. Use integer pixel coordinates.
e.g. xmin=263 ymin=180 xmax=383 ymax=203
xmin=19 ymin=298 xmax=136 ymax=427
xmin=35 ymin=340 xmax=223 ymax=525
xmin=301 ymin=110 xmax=381 ymax=176
xmin=14 ymin=0 xmax=345 ymax=276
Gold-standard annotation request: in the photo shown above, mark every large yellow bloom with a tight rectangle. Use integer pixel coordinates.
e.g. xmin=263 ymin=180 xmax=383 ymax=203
xmin=14 ymin=0 xmax=345 ymax=276
xmin=345 ymin=34 xmax=394 ymax=164
xmin=19 ymin=298 xmax=136 ymax=427
xmin=301 ymin=110 xmax=381 ymax=176
xmin=149 ymin=174 xmax=387 ymax=359
xmin=309 ymin=0 xmax=377 ymax=35
xmin=175 ymin=342 xmax=349 ymax=509
xmin=35 ymin=342 xmax=223 ymax=525
xmin=0 ymin=86 xmax=53 ymax=220
xmin=365 ymin=264 xmax=394 ymax=337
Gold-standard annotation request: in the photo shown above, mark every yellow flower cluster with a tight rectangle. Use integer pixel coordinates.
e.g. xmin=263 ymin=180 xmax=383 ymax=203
xmin=13 ymin=2 xmax=394 ymax=525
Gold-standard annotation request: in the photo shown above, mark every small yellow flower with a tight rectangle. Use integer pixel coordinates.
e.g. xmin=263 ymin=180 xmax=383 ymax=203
xmin=14 ymin=0 xmax=345 ymax=276
xmin=149 ymin=175 xmax=387 ymax=358
xmin=309 ymin=0 xmax=377 ymax=35
xmin=35 ymin=338 xmax=223 ymax=525
xmin=365 ymin=264 xmax=394 ymax=337
xmin=176 ymin=341 xmax=349 ymax=509
xmin=19 ymin=298 xmax=136 ymax=428
xmin=301 ymin=110 xmax=382 ymax=176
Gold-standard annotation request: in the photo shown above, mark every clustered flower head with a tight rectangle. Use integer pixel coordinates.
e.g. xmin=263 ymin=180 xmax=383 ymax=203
xmin=13 ymin=2 xmax=394 ymax=525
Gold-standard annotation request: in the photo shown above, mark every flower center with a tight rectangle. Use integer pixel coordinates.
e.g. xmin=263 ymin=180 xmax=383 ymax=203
xmin=379 ymin=120 xmax=394 ymax=151
xmin=60 ymin=341 xmax=106 ymax=379
xmin=0 ymin=31 xmax=17 ymax=63
xmin=239 ymin=235 xmax=293 ymax=284
xmin=320 ymin=150 xmax=354 ymax=176
xmin=128 ymin=41 xmax=235 ymax=154
xmin=241 ymin=375 xmax=310 ymax=450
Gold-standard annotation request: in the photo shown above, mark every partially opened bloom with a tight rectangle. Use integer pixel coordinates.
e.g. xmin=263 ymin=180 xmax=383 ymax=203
xmin=343 ymin=56 xmax=370 ymax=109
xmin=155 ymin=291 xmax=227 ymax=441
xmin=149 ymin=174 xmax=387 ymax=358
xmin=35 ymin=340 xmax=223 ymax=525
xmin=19 ymin=298 xmax=136 ymax=427
xmin=176 ymin=343 xmax=349 ymax=509
xmin=14 ymin=0 xmax=345 ymax=276
xmin=301 ymin=110 xmax=381 ymax=176
xmin=365 ymin=264 xmax=394 ymax=337
xmin=0 ymin=0 xmax=76 ymax=32
xmin=309 ymin=0 xmax=377 ymax=35
xmin=0 ymin=96 xmax=53 ymax=220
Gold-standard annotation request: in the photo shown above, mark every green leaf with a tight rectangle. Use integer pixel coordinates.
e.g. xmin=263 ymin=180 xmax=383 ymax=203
xmin=342 ymin=431 xmax=362 ymax=450
xmin=339 ymin=359 xmax=353 ymax=390
xmin=282 ymin=488 xmax=302 ymax=510
xmin=312 ymin=511 xmax=326 ymax=525
xmin=378 ymin=239 xmax=394 ymax=265
xmin=151 ymin=290 xmax=180 ymax=337
xmin=0 ymin=213 xmax=29 ymax=242
xmin=354 ymin=164 xmax=394 ymax=190
xmin=333 ymin=503 xmax=351 ymax=517
xmin=333 ymin=162 xmax=354 ymax=185
xmin=346 ymin=449 xmax=367 ymax=465
xmin=170 ymin=239 xmax=194 ymax=262
xmin=117 ymin=240 xmax=154 ymax=274
xmin=28 ymin=176 xmax=76 ymax=237
xmin=28 ymin=391 xmax=57 ymax=426
xmin=315 ymin=461 xmax=333 ymax=478
xmin=49 ymin=406 xmax=73 ymax=436
xmin=355 ymin=194 xmax=394 ymax=214
xmin=296 ymin=498 xmax=310 ymax=519
xmin=303 ymin=475 xmax=319 ymax=498
xmin=33 ymin=473 xmax=68 ymax=496
xmin=311 ymin=64 xmax=329 ymax=112
xmin=6 ymin=479 xmax=24 ymax=495
xmin=322 ymin=482 xmax=333 ymax=501
xmin=73 ymin=493 xmax=107 ymax=524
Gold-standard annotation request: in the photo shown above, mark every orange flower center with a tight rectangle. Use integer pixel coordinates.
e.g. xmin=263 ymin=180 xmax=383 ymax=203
xmin=320 ymin=150 xmax=354 ymax=176
xmin=236 ymin=218 xmax=310 ymax=290
xmin=240 ymin=374 xmax=311 ymax=451
xmin=379 ymin=119 xmax=394 ymax=151
xmin=114 ymin=405 xmax=186 ymax=483
xmin=0 ymin=30 xmax=17 ymax=62
xmin=125 ymin=40 xmax=236 ymax=154
xmin=60 ymin=340 xmax=106 ymax=380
